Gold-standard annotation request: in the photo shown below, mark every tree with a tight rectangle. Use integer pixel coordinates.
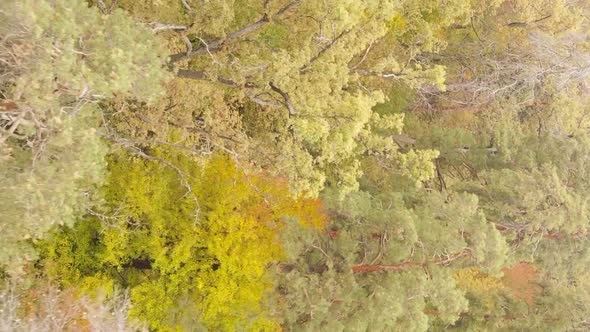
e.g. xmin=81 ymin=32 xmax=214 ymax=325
xmin=273 ymin=188 xmax=508 ymax=330
xmin=0 ymin=283 xmax=145 ymax=331
xmin=419 ymin=0 xmax=590 ymax=107
xmin=0 ymin=0 xmax=169 ymax=273
xmin=38 ymin=150 xmax=325 ymax=331
xmin=107 ymin=0 xmax=485 ymax=196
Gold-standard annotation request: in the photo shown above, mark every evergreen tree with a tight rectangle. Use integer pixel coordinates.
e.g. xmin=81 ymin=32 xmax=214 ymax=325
xmin=0 ymin=0 xmax=168 ymax=272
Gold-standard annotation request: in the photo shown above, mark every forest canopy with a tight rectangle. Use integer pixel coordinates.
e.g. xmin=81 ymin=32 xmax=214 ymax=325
xmin=1 ymin=0 xmax=590 ymax=330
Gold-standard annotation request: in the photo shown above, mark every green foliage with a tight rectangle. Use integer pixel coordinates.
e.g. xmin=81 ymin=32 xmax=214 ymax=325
xmin=259 ymin=24 xmax=291 ymax=49
xmin=0 ymin=0 xmax=168 ymax=273
xmin=273 ymin=187 xmax=508 ymax=330
xmin=5 ymin=0 xmax=590 ymax=330
xmin=136 ymin=0 xmax=474 ymax=197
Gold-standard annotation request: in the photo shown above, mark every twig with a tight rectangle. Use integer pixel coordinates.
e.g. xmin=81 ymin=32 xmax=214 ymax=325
xmin=311 ymin=243 xmax=331 ymax=261
xmin=0 ymin=111 xmax=24 ymax=143
xmin=180 ymin=0 xmax=192 ymax=11
xmin=195 ymin=35 xmax=220 ymax=64
xmin=97 ymin=0 xmax=118 ymax=14
xmin=106 ymin=136 xmax=202 ymax=224
xmin=350 ymin=40 xmax=374 ymax=70
xmin=247 ymin=93 xmax=282 ymax=107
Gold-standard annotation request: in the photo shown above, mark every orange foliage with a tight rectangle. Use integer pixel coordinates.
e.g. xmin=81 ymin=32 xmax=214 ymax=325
xmin=502 ymin=262 xmax=543 ymax=306
xmin=245 ymin=173 xmax=328 ymax=230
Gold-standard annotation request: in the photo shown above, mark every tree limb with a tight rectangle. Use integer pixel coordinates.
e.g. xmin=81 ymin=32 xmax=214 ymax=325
xmin=180 ymin=34 xmax=193 ymax=55
xmin=273 ymin=0 xmax=301 ymax=18
xmin=169 ymin=0 xmax=301 ymax=63
xmin=352 ymin=248 xmax=471 ymax=273
xmin=151 ymin=23 xmax=187 ymax=33
xmin=355 ymin=69 xmax=406 ymax=79
xmin=97 ymin=0 xmax=118 ymax=14
xmin=0 ymin=111 xmax=25 ymax=144
xmin=180 ymin=0 xmax=192 ymax=12
xmin=269 ymin=82 xmax=296 ymax=116
xmin=300 ymin=29 xmax=351 ymax=72
xmin=350 ymin=40 xmax=374 ymax=70
xmin=176 ymin=69 xmax=240 ymax=87
xmin=507 ymin=14 xmax=552 ymax=28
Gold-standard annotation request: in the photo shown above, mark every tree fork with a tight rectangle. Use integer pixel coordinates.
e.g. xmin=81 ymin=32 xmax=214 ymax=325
xmin=169 ymin=0 xmax=301 ymax=63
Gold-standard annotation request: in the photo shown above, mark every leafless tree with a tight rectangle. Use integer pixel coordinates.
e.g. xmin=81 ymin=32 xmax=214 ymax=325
xmin=420 ymin=29 xmax=590 ymax=107
xmin=0 ymin=283 xmax=146 ymax=332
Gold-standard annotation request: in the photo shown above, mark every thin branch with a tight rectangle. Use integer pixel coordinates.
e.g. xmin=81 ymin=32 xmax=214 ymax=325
xmin=247 ymin=93 xmax=282 ymax=107
xmin=300 ymin=29 xmax=351 ymax=72
xmin=151 ymin=23 xmax=187 ymax=33
xmin=355 ymin=69 xmax=406 ymax=79
xmin=507 ymin=14 xmax=552 ymax=28
xmin=350 ymin=40 xmax=374 ymax=70
xmin=0 ymin=111 xmax=24 ymax=144
xmin=180 ymin=0 xmax=192 ymax=12
xmin=97 ymin=0 xmax=118 ymax=14
xmin=269 ymin=82 xmax=296 ymax=115
xmin=311 ymin=243 xmax=331 ymax=261
xmin=470 ymin=17 xmax=482 ymax=42
xmin=351 ymin=261 xmax=414 ymax=273
xmin=194 ymin=35 xmax=220 ymax=64
xmin=109 ymin=0 xmax=118 ymax=12
xmin=109 ymin=138 xmax=202 ymax=224
xmin=176 ymin=69 xmax=240 ymax=87
xmin=180 ymin=34 xmax=193 ymax=55
xmin=273 ymin=0 xmax=300 ymax=18
xmin=96 ymin=0 xmax=107 ymax=14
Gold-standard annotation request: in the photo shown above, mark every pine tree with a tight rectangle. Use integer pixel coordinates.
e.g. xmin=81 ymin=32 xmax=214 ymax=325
xmin=0 ymin=0 xmax=169 ymax=272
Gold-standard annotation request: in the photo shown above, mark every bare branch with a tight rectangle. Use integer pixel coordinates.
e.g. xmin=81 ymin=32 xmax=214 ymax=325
xmin=96 ymin=0 xmax=118 ymax=14
xmin=355 ymin=69 xmax=406 ymax=79
xmin=109 ymin=0 xmax=118 ymax=12
xmin=247 ymin=93 xmax=282 ymax=107
xmin=180 ymin=34 xmax=192 ymax=55
xmin=176 ymin=69 xmax=242 ymax=87
xmin=352 ymin=248 xmax=472 ymax=273
xmin=180 ymin=0 xmax=192 ymax=12
xmin=151 ymin=23 xmax=187 ymax=33
xmin=273 ymin=0 xmax=301 ymax=18
xmin=0 ymin=111 xmax=25 ymax=144
xmin=507 ymin=14 xmax=552 ymax=27
xmin=301 ymin=29 xmax=351 ymax=72
xmin=269 ymin=82 xmax=296 ymax=116
xmin=194 ymin=35 xmax=220 ymax=64
xmin=96 ymin=0 xmax=107 ymax=14
xmin=350 ymin=40 xmax=374 ymax=70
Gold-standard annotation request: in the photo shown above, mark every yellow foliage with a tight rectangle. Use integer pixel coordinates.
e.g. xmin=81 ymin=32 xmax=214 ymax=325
xmin=40 ymin=150 xmax=326 ymax=331
xmin=454 ymin=268 xmax=503 ymax=292
xmin=454 ymin=268 xmax=504 ymax=311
